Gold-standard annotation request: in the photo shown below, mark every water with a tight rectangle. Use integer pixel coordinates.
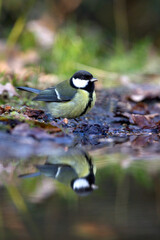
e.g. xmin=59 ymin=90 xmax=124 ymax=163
xmin=1 ymin=134 xmax=160 ymax=240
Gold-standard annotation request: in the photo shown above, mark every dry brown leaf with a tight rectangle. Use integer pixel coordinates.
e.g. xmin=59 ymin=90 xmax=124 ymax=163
xmin=127 ymin=85 xmax=160 ymax=102
xmin=29 ymin=120 xmax=62 ymax=133
xmin=0 ymin=107 xmax=5 ymax=115
xmin=131 ymin=114 xmax=158 ymax=128
xmin=131 ymin=135 xmax=151 ymax=147
xmin=131 ymin=102 xmax=149 ymax=114
xmin=23 ymin=107 xmax=45 ymax=119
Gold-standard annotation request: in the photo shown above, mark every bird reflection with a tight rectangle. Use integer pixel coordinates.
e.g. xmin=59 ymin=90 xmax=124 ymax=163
xmin=19 ymin=148 xmax=98 ymax=196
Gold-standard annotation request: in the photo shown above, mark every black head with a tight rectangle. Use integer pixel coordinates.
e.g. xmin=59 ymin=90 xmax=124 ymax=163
xmin=70 ymin=70 xmax=97 ymax=92
xmin=72 ymin=70 xmax=93 ymax=80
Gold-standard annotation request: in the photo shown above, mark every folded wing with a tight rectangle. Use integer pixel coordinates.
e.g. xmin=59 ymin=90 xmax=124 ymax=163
xmin=32 ymin=80 xmax=77 ymax=102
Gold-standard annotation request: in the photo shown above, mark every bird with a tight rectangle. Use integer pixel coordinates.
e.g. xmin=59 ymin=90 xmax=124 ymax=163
xmin=17 ymin=70 xmax=97 ymax=119
xmin=19 ymin=148 xmax=98 ymax=196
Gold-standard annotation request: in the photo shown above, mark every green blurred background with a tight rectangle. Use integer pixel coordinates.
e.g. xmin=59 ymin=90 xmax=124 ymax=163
xmin=1 ymin=0 xmax=160 ymax=86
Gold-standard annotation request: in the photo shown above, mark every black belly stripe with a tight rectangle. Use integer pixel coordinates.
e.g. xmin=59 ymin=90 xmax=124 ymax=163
xmin=79 ymin=92 xmax=93 ymax=116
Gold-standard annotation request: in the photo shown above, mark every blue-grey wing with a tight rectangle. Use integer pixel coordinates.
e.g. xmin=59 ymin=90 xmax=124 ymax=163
xmin=32 ymin=80 xmax=77 ymax=102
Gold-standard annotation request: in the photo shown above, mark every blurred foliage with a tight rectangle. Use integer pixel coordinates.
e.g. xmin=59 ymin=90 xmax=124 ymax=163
xmin=0 ymin=0 xmax=36 ymax=36
xmin=95 ymin=154 xmax=155 ymax=190
xmin=1 ymin=0 xmax=160 ymax=43
xmin=7 ymin=16 xmax=26 ymax=47
xmin=34 ymin=24 xmax=151 ymax=80
xmin=19 ymin=30 xmax=36 ymax=51
xmin=105 ymin=39 xmax=151 ymax=73
xmin=0 ymin=0 xmax=159 ymax=86
xmin=49 ymin=24 xmax=106 ymax=77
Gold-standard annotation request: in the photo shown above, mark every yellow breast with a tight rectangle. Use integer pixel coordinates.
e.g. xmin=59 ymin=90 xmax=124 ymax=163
xmin=47 ymin=90 xmax=96 ymax=118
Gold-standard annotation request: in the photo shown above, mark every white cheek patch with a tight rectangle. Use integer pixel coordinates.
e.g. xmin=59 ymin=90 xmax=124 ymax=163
xmin=73 ymin=178 xmax=90 ymax=190
xmin=72 ymin=78 xmax=89 ymax=88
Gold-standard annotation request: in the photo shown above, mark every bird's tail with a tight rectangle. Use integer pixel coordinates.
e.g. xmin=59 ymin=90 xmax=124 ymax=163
xmin=19 ymin=172 xmax=41 ymax=178
xmin=17 ymin=87 xmax=41 ymax=94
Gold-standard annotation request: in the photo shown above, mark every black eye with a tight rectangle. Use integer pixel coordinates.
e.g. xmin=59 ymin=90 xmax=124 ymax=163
xmin=83 ymin=74 xmax=93 ymax=80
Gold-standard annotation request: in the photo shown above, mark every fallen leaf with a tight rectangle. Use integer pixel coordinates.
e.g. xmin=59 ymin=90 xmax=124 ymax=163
xmin=131 ymin=114 xmax=158 ymax=129
xmin=5 ymin=105 xmax=12 ymax=111
xmin=131 ymin=135 xmax=151 ymax=147
xmin=27 ymin=120 xmax=62 ymax=133
xmin=127 ymin=85 xmax=160 ymax=102
xmin=23 ymin=107 xmax=45 ymax=119
xmin=0 ymin=106 xmax=5 ymax=115
xmin=0 ymin=106 xmax=21 ymax=117
xmin=131 ymin=102 xmax=149 ymax=115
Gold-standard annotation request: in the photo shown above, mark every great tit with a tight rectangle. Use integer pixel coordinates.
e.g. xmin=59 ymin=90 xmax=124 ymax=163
xmin=19 ymin=148 xmax=98 ymax=196
xmin=17 ymin=70 xmax=97 ymax=119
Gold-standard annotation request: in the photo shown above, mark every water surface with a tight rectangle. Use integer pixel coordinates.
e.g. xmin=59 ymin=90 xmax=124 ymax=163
xmin=0 ymin=134 xmax=160 ymax=240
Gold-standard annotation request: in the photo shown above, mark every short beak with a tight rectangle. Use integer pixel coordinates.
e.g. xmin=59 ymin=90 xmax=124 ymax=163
xmin=90 ymin=78 xmax=98 ymax=82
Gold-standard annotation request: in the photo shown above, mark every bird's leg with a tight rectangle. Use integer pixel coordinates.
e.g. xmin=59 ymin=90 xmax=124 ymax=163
xmin=73 ymin=118 xmax=79 ymax=122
